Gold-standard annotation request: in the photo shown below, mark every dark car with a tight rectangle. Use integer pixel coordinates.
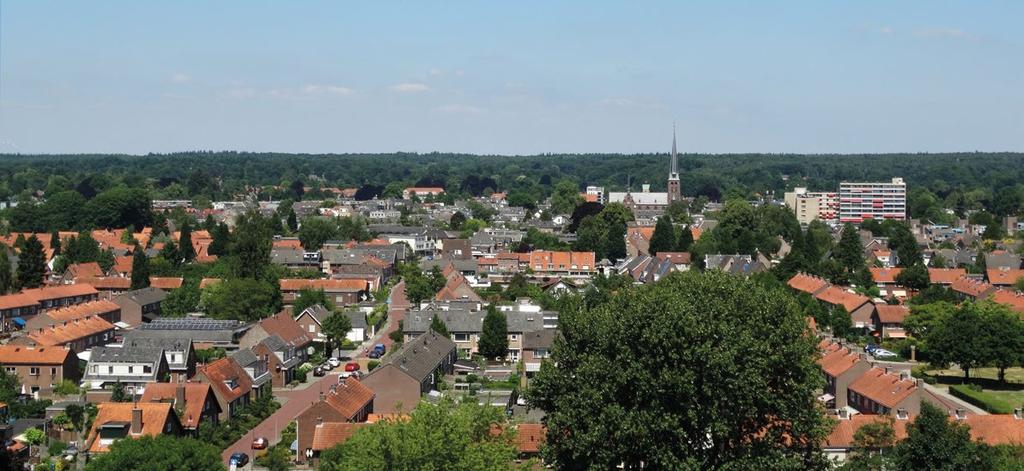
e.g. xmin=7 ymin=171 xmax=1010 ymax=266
xmin=313 ymin=366 xmax=326 ymax=377
xmin=229 ymin=452 xmax=249 ymax=467
xmin=368 ymin=350 xmax=381 ymax=359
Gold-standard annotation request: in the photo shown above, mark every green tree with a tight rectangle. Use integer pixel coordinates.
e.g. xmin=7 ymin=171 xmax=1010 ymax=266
xmin=178 ymin=221 xmax=196 ymax=262
xmin=449 ymin=211 xmax=467 ymax=231
xmin=208 ymin=222 xmax=231 ymax=257
xmin=527 ymin=271 xmax=830 ymax=469
xmin=50 ymin=229 xmax=62 ymax=256
xmin=85 ymin=435 xmax=225 ymax=471
xmin=97 ymin=248 xmax=116 ymax=273
xmin=648 ymin=215 xmax=676 ymax=256
xmin=23 ymin=428 xmax=44 ymax=458
xmin=163 ymin=280 xmax=201 ymax=317
xmin=834 ymin=223 xmax=867 ymax=285
xmin=298 ymin=217 xmax=339 ymax=251
xmin=478 ymin=305 xmax=508 ymax=360
xmin=888 ymin=222 xmax=922 ymax=267
xmin=158 ymin=240 xmax=179 ymax=265
xmin=130 ymin=247 xmax=150 ymax=290
xmin=895 ymin=263 xmax=930 ymax=291
xmin=549 ymin=178 xmax=583 ymax=215
xmin=573 ymin=216 xmax=608 ymax=259
xmin=292 ymin=287 xmax=332 ymax=315
xmin=201 ymin=278 xmax=280 ymax=321
xmin=925 ymin=302 xmax=987 ymax=380
xmin=677 ymin=224 xmax=695 ymax=252
xmin=231 ymin=211 xmax=273 ymax=279
xmin=430 ymin=314 xmax=449 ymax=337
xmin=16 ymin=234 xmax=46 ymax=289
xmin=322 ymin=312 xmax=354 ymax=352
xmin=977 ymin=302 xmax=1024 ymax=383
xmin=843 ymin=417 xmax=896 ymax=471
xmin=319 ymin=398 xmax=516 ymax=471
xmin=0 ymin=247 xmax=12 ymax=294
xmin=602 ymin=219 xmax=627 ymax=261
xmin=257 ymin=445 xmax=292 ymax=471
xmin=891 ymin=402 xmax=991 ymax=471
xmin=110 ymin=381 xmax=130 ymax=402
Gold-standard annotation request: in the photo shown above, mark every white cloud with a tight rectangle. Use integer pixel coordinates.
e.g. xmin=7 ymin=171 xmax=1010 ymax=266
xmin=390 ymin=83 xmax=430 ymax=93
xmin=301 ymin=84 xmax=354 ymax=96
xmin=170 ymin=72 xmax=192 ymax=84
xmin=433 ymin=104 xmax=484 ymax=115
xmin=879 ymin=26 xmax=893 ymax=35
xmin=597 ymin=97 xmax=667 ymax=111
xmin=914 ymin=28 xmax=972 ymax=40
xmin=429 ymin=68 xmax=443 ymax=76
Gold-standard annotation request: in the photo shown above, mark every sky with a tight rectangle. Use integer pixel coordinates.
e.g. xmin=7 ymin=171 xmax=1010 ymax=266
xmin=1 ymin=1 xmax=1022 ymax=155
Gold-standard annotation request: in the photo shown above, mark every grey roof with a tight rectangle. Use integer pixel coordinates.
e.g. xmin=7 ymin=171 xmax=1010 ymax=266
xmin=121 ymin=332 xmax=192 ymax=353
xmin=295 ymin=304 xmax=331 ymax=324
xmin=405 ymin=309 xmax=545 ymax=335
xmin=260 ymin=334 xmax=287 ymax=353
xmin=114 ymin=287 xmax=167 ymax=307
xmin=271 ymin=247 xmax=305 ymax=265
xmin=386 ymin=331 xmax=456 ymax=383
xmin=986 ymin=252 xmax=1022 ymax=270
xmin=346 ymin=311 xmax=368 ymax=330
xmin=137 ymin=318 xmax=249 ymax=344
xmin=419 ymin=257 xmax=478 ymax=273
xmin=230 ymin=348 xmax=260 ymax=369
xmin=89 ymin=346 xmax=166 ymax=364
xmin=522 ymin=329 xmax=556 ymax=350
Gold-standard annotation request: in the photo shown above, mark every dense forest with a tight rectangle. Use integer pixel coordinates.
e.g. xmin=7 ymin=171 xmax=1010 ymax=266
xmin=1 ymin=151 xmax=1023 ymax=219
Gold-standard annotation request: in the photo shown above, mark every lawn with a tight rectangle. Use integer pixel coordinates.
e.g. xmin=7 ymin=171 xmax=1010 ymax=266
xmin=949 ymin=385 xmax=1024 ymax=414
xmin=926 ymin=366 xmax=1024 ymax=384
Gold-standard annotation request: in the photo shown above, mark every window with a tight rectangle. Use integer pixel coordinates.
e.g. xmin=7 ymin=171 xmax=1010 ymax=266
xmin=309 ymin=325 xmax=316 ymax=333
xmin=51 ymin=368 xmax=57 ymax=376
xmin=128 ymin=366 xmax=134 ymax=374
xmin=4 ymin=367 xmax=14 ymax=374
xmin=108 ymin=366 xmax=114 ymax=374
xmin=453 ymin=333 xmax=469 ymax=342
xmin=29 ymin=367 xmax=39 ymax=376
xmin=144 ymin=365 xmax=152 ymax=374
xmin=509 ymin=334 xmax=519 ymax=341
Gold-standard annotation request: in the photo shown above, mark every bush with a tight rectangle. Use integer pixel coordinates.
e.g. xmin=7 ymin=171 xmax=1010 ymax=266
xmin=367 ymin=360 xmax=380 ymax=371
xmin=47 ymin=440 xmax=67 ymax=457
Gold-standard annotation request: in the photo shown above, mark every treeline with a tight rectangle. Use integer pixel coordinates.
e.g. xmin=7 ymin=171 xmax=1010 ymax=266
xmin=1 ymin=152 xmax=1023 ymax=217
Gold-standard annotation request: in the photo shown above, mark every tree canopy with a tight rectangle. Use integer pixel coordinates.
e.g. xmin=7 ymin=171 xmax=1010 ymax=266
xmin=527 ymin=270 xmax=829 ymax=469
xmin=85 ymin=435 xmax=225 ymax=471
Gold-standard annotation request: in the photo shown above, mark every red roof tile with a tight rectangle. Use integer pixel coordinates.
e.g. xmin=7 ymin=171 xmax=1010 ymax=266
xmin=27 ymin=316 xmax=114 ymax=346
xmin=0 ymin=345 xmax=74 ymax=365
xmin=928 ymin=268 xmax=967 ymax=285
xmin=323 ymin=377 xmax=375 ymax=420
xmin=814 ymin=286 xmax=871 ymax=312
xmin=86 ymin=402 xmax=178 ymax=452
xmin=258 ymin=311 xmax=313 ymax=347
xmin=788 ymin=273 xmax=830 ymax=294
xmin=870 ymin=267 xmax=903 ymax=284
xmin=141 ymin=382 xmax=215 ymax=429
xmin=987 ymin=269 xmax=1024 ymax=286
xmin=516 ymin=423 xmax=545 ymax=453
xmin=848 ymin=367 xmax=919 ymax=409
xmin=279 ymin=278 xmax=368 ymax=292
xmin=198 ymin=357 xmax=252 ymax=403
xmin=875 ymin=305 xmax=910 ymax=324
xmin=311 ymin=422 xmax=365 ymax=451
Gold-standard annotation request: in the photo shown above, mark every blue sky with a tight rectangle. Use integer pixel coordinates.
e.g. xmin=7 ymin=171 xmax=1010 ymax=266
xmin=1 ymin=1 xmax=1022 ymax=154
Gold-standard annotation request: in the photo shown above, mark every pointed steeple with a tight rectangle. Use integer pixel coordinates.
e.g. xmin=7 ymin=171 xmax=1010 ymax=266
xmin=670 ymin=123 xmax=679 ymax=176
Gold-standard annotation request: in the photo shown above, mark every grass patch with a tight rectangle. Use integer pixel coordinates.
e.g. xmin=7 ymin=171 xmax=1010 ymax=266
xmin=949 ymin=385 xmax=1024 ymax=414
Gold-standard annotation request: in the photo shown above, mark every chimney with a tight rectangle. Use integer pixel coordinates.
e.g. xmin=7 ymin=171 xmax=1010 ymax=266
xmin=837 ymin=409 xmax=850 ymax=420
xmin=954 ymin=408 xmax=966 ymax=420
xmin=896 ymin=408 xmax=909 ymax=420
xmin=1015 ymin=408 xmax=1023 ymax=420
xmin=131 ymin=407 xmax=143 ymax=434
xmin=899 ymin=372 xmax=908 ymax=381
xmin=175 ymin=383 xmax=186 ymax=407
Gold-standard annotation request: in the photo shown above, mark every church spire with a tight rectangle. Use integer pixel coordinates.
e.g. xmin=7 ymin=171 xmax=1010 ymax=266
xmin=669 ymin=123 xmax=679 ymax=177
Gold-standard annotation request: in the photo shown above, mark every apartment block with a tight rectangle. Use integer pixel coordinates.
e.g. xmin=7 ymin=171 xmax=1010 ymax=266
xmin=784 ymin=188 xmax=838 ymax=224
xmin=839 ymin=178 xmax=907 ymax=224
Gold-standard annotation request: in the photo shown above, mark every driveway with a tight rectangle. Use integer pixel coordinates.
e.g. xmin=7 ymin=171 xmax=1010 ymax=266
xmin=221 ymin=371 xmax=342 ymax=467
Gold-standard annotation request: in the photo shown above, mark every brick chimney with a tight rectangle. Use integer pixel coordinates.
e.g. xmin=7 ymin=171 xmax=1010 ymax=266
xmin=175 ymin=383 xmax=186 ymax=407
xmin=131 ymin=406 xmax=143 ymax=434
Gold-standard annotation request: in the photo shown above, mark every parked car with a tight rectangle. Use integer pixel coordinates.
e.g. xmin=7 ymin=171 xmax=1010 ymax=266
xmin=871 ymin=348 xmax=898 ymax=358
xmin=251 ymin=437 xmax=268 ymax=450
xmin=345 ymin=362 xmax=360 ymax=372
xmin=327 ymin=357 xmax=341 ymax=368
xmin=368 ymin=350 xmax=381 ymax=359
xmin=373 ymin=343 xmax=386 ymax=356
xmin=313 ymin=366 xmax=326 ymax=377
xmin=229 ymin=452 xmax=249 ymax=467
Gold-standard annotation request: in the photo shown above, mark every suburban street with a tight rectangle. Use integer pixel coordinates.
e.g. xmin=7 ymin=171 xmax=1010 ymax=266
xmin=221 ymin=280 xmax=410 ymax=467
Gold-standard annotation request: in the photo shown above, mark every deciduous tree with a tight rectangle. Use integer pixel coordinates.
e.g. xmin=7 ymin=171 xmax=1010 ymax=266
xmin=85 ymin=435 xmax=224 ymax=471
xmin=891 ymin=402 xmax=991 ymax=470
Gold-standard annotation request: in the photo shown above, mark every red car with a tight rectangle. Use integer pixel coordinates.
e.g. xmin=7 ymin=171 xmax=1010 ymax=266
xmin=344 ymin=362 xmax=360 ymax=372
xmin=251 ymin=437 xmax=268 ymax=450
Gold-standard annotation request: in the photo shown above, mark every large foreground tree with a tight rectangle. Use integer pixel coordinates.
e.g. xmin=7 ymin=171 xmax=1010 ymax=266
xmin=528 ymin=270 xmax=830 ymax=469
xmin=85 ymin=435 xmax=224 ymax=471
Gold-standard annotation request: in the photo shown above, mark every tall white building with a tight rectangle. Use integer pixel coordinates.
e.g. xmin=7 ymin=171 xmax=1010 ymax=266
xmin=784 ymin=188 xmax=838 ymax=225
xmin=839 ymin=178 xmax=907 ymax=224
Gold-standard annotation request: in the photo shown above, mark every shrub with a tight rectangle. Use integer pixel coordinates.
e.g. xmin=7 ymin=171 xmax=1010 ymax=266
xmin=48 ymin=440 xmax=67 ymax=457
xmin=367 ymin=360 xmax=380 ymax=371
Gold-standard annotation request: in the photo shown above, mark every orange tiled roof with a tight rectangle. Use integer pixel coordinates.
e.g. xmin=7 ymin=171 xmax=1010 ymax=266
xmin=273 ymin=239 xmax=303 ymax=249
xmin=27 ymin=315 xmax=114 ymax=346
xmin=818 ymin=347 xmax=865 ymax=377
xmin=848 ymin=367 xmax=918 ymax=409
xmin=626 ymin=227 xmax=655 ymax=242
xmin=0 ymin=345 xmax=74 ymax=365
xmin=198 ymin=357 xmax=252 ymax=403
xmin=0 ymin=292 xmax=41 ymax=311
xmin=951 ymin=276 xmax=995 ymax=298
xmin=141 ymin=382 xmax=214 ymax=429
xmin=279 ymin=279 xmax=368 ymax=292
xmin=875 ymin=305 xmax=910 ymax=324
xmin=814 ymin=287 xmax=871 ymax=312
xmin=149 ymin=277 xmax=183 ymax=290
xmin=66 ymin=262 xmax=103 ymax=280
xmin=788 ymin=273 xmax=830 ymax=294
xmin=86 ymin=402 xmax=177 ymax=452
xmin=434 ymin=274 xmax=483 ymax=302
xmin=111 ymin=256 xmax=133 ymax=275
xmin=516 ymin=423 xmax=546 ymax=453
xmin=311 ymin=422 xmax=365 ymax=451
xmin=404 ymin=187 xmax=445 ymax=193
xmin=987 ymin=269 xmax=1024 ymax=286
xmin=323 ymin=377 xmax=375 ymax=420
xmin=870 ymin=267 xmax=903 ymax=284
xmin=927 ymin=268 xmax=967 ymax=285
xmin=527 ymin=251 xmax=595 ymax=271
xmin=991 ymin=289 xmax=1024 ymax=313
xmin=21 ymin=284 xmax=98 ymax=301
xmin=258 ymin=311 xmax=313 ymax=347
xmin=961 ymin=415 xmax=1024 ymax=445
xmin=199 ymin=278 xmax=222 ymax=289
xmin=46 ymin=299 xmax=120 ymax=322
xmin=76 ymin=277 xmax=131 ymax=290
xmin=825 ymin=415 xmax=910 ymax=448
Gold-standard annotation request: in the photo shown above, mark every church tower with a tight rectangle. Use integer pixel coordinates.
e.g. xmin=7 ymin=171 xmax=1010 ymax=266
xmin=667 ymin=124 xmax=681 ymax=204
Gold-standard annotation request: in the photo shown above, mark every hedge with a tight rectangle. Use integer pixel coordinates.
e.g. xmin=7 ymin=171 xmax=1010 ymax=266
xmin=948 ymin=384 xmax=1015 ymax=414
